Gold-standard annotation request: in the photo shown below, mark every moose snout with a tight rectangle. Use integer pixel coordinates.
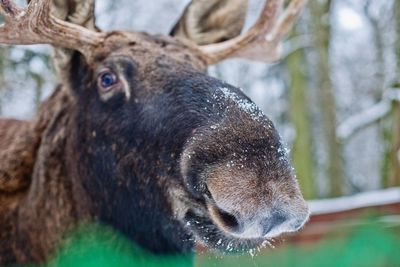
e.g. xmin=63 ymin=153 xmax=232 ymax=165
xmin=204 ymin=164 xmax=309 ymax=239
xmin=179 ymin=115 xmax=310 ymax=241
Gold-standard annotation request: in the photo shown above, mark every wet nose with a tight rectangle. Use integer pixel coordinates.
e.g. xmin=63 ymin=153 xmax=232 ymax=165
xmin=209 ymin=204 xmax=308 ymax=239
xmin=240 ymin=210 xmax=307 ymax=239
xmin=259 ymin=212 xmax=309 ymax=238
xmin=260 ymin=213 xmax=287 ymax=236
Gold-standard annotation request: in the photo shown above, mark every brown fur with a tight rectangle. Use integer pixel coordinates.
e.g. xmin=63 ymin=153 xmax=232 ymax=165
xmin=0 ymin=87 xmax=69 ymax=196
xmin=0 ymin=33 xmax=209 ymax=264
xmin=0 ymin=87 xmax=77 ymax=263
xmin=0 ymin=2 xmax=308 ymax=264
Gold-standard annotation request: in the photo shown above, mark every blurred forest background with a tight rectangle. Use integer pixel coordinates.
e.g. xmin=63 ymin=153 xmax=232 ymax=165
xmin=0 ymin=0 xmax=399 ymax=199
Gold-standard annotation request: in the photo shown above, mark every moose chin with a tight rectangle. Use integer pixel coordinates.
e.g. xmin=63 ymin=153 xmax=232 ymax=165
xmin=0 ymin=0 xmax=309 ymax=265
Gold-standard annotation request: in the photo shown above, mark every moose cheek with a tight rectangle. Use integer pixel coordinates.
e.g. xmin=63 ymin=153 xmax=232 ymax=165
xmin=99 ymin=88 xmax=120 ymax=102
xmin=98 ymin=83 xmax=129 ymax=102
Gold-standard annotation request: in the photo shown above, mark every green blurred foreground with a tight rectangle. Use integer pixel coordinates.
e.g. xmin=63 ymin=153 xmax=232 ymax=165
xmin=197 ymin=223 xmax=400 ymax=267
xmin=26 ymin=220 xmax=400 ymax=267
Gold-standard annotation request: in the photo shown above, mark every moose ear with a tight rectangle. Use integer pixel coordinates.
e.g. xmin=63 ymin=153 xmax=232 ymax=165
xmin=170 ymin=0 xmax=249 ymax=45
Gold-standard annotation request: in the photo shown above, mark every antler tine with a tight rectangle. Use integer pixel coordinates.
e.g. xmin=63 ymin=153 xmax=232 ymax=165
xmin=199 ymin=0 xmax=308 ymax=64
xmin=0 ymin=0 xmax=104 ymax=59
xmin=269 ymin=0 xmax=308 ymax=41
xmin=0 ymin=0 xmax=22 ymax=18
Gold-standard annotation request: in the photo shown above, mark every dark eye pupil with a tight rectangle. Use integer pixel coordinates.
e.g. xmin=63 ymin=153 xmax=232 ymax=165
xmin=101 ymin=73 xmax=116 ymax=88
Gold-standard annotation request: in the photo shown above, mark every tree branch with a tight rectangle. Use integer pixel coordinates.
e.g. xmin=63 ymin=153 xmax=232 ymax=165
xmin=337 ymin=88 xmax=400 ymax=142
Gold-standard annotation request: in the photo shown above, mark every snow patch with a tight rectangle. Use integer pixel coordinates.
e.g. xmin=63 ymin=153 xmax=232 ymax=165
xmin=218 ymin=87 xmax=265 ymax=122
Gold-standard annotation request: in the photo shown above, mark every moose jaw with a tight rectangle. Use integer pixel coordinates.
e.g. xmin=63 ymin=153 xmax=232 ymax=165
xmin=0 ymin=0 xmax=309 ymax=265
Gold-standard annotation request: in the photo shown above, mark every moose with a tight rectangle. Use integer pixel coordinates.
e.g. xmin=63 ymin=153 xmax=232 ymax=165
xmin=0 ymin=0 xmax=309 ymax=265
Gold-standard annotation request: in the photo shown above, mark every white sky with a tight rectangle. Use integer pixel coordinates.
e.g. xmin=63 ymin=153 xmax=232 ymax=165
xmin=337 ymin=6 xmax=364 ymax=31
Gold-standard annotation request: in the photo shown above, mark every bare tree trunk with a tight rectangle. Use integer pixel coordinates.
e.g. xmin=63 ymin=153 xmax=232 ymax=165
xmin=0 ymin=47 xmax=7 ymax=116
xmin=388 ymin=103 xmax=400 ymax=186
xmin=32 ymin=73 xmax=44 ymax=111
xmin=388 ymin=1 xmax=400 ymax=186
xmin=286 ymin=28 xmax=315 ymax=199
xmin=309 ymin=0 xmax=343 ymax=196
xmin=362 ymin=1 xmax=392 ymax=188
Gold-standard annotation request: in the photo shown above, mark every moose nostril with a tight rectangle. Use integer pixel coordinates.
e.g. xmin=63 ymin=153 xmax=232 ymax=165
xmin=212 ymin=206 xmax=241 ymax=233
xmin=217 ymin=208 xmax=240 ymax=230
xmin=261 ymin=214 xmax=287 ymax=236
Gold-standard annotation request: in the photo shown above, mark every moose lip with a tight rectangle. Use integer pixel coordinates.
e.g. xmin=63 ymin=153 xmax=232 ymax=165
xmin=183 ymin=209 xmax=270 ymax=252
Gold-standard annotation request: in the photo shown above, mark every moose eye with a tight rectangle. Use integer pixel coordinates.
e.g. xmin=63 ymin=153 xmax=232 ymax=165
xmin=98 ymin=71 xmax=118 ymax=91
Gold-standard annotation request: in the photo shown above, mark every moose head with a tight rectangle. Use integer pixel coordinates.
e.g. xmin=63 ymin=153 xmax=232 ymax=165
xmin=0 ymin=0 xmax=309 ymax=263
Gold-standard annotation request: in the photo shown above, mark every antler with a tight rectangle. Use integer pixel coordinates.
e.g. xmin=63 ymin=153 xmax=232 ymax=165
xmin=199 ymin=0 xmax=308 ymax=64
xmin=0 ymin=0 xmax=104 ymax=58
